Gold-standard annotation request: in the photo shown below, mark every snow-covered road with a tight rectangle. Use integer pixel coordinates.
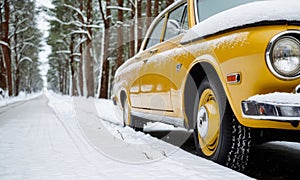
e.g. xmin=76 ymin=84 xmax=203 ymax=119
xmin=0 ymin=93 xmax=251 ymax=179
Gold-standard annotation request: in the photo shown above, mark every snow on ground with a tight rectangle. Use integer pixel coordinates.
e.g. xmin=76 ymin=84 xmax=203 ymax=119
xmin=0 ymin=92 xmax=251 ymax=179
xmin=0 ymin=91 xmax=42 ymax=107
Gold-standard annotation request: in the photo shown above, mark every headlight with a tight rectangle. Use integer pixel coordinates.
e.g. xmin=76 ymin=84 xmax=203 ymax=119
xmin=267 ymin=36 xmax=300 ymax=79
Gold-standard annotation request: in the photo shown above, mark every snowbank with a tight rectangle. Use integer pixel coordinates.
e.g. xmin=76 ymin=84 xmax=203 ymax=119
xmin=45 ymin=92 xmax=251 ymax=179
xmin=0 ymin=91 xmax=42 ymax=107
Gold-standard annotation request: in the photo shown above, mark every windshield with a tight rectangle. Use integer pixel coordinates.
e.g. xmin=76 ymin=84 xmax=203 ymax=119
xmin=196 ymin=0 xmax=261 ymax=22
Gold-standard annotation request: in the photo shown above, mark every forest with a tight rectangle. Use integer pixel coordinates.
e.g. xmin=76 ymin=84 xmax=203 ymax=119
xmin=0 ymin=0 xmax=174 ymax=98
xmin=0 ymin=0 xmax=43 ymax=96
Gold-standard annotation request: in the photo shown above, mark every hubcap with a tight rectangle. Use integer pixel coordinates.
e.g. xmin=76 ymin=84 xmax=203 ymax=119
xmin=197 ymin=89 xmax=220 ymax=157
xmin=197 ymin=107 xmax=209 ymax=138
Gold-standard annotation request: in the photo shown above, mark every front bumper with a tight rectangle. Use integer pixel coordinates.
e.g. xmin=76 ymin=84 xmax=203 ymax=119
xmin=242 ymin=92 xmax=300 ymax=121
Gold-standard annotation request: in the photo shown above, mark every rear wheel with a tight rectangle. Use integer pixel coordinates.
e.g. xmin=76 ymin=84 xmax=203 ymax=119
xmin=193 ymin=77 xmax=251 ymax=171
xmin=123 ymin=97 xmax=143 ymax=132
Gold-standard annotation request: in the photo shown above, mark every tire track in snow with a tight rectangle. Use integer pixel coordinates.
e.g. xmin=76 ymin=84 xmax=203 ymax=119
xmin=45 ymin=95 xmax=103 ymax=166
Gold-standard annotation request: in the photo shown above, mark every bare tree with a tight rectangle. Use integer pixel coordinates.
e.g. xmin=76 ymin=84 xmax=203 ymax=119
xmin=146 ymin=0 xmax=152 ymax=28
xmin=98 ymin=0 xmax=111 ymax=99
xmin=154 ymin=0 xmax=159 ymax=17
xmin=116 ymin=0 xmax=124 ymax=70
xmin=1 ymin=0 xmax=12 ymax=96
xmin=129 ymin=1 xmax=135 ymax=57
xmin=166 ymin=0 xmax=174 ymax=7
xmin=137 ymin=0 xmax=142 ymax=51
xmin=78 ymin=0 xmax=84 ymax=96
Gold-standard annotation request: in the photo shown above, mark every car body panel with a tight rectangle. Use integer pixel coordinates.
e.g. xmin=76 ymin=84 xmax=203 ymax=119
xmin=112 ymin=0 xmax=300 ymax=130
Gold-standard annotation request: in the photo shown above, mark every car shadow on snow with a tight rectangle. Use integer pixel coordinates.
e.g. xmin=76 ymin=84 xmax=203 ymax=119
xmin=146 ymin=130 xmax=300 ymax=179
xmin=245 ymin=142 xmax=300 ymax=179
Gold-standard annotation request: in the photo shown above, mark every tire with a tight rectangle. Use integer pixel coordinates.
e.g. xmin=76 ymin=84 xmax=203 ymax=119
xmin=193 ymin=77 xmax=251 ymax=172
xmin=123 ymin=97 xmax=144 ymax=132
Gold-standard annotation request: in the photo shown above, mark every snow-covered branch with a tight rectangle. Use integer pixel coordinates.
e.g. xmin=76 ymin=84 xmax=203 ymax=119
xmin=50 ymin=17 xmax=103 ymax=29
xmin=9 ymin=26 xmax=30 ymax=39
xmin=56 ymin=39 xmax=65 ymax=44
xmin=19 ymin=42 xmax=36 ymax=54
xmin=56 ymin=50 xmax=71 ymax=54
xmin=0 ymin=41 xmax=10 ymax=48
xmin=14 ymin=18 xmax=29 ymax=29
xmin=71 ymin=53 xmax=81 ymax=57
xmin=18 ymin=57 xmax=33 ymax=67
xmin=128 ymin=0 xmax=135 ymax=7
xmin=107 ymin=6 xmax=132 ymax=12
xmin=11 ymin=42 xmax=36 ymax=54
xmin=70 ymin=30 xmax=91 ymax=40
xmin=63 ymin=4 xmax=87 ymax=23
xmin=74 ymin=37 xmax=87 ymax=51
xmin=23 ymin=35 xmax=35 ymax=42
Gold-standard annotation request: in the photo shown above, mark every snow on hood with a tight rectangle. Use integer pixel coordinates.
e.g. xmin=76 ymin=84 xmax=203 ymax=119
xmin=181 ymin=0 xmax=300 ymax=43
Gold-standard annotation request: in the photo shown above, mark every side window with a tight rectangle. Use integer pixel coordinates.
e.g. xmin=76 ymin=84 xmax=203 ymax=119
xmin=145 ymin=17 xmax=165 ymax=49
xmin=164 ymin=4 xmax=188 ymax=41
xmin=182 ymin=7 xmax=188 ymax=31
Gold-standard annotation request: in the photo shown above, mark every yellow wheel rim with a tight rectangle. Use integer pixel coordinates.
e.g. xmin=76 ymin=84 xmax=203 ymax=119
xmin=197 ymin=89 xmax=220 ymax=157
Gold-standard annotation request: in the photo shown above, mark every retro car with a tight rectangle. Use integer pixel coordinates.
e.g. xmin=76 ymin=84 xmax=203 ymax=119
xmin=112 ymin=0 xmax=300 ymax=171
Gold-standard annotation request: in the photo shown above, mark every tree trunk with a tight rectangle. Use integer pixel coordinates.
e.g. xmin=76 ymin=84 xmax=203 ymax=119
xmin=59 ymin=65 xmax=64 ymax=93
xmin=13 ymin=14 xmax=20 ymax=96
xmin=129 ymin=2 xmax=135 ymax=57
xmin=116 ymin=0 xmax=123 ymax=70
xmin=154 ymin=0 xmax=159 ymax=17
xmin=85 ymin=0 xmax=94 ymax=97
xmin=0 ymin=5 xmax=6 ymax=90
xmin=78 ymin=1 xmax=84 ymax=96
xmin=146 ymin=0 xmax=152 ymax=28
xmin=2 ymin=0 xmax=12 ymax=96
xmin=137 ymin=0 xmax=142 ymax=51
xmin=63 ymin=63 xmax=68 ymax=94
xmin=98 ymin=0 xmax=111 ymax=99
xmin=166 ymin=0 xmax=174 ymax=7
xmin=99 ymin=33 xmax=109 ymax=99
xmin=70 ymin=34 xmax=77 ymax=96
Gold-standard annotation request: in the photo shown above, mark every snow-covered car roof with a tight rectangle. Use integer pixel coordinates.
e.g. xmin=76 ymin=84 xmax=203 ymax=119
xmin=182 ymin=0 xmax=300 ymax=43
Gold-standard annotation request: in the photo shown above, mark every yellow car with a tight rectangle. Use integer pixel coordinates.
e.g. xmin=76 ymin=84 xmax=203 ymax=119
xmin=112 ymin=0 xmax=300 ymax=171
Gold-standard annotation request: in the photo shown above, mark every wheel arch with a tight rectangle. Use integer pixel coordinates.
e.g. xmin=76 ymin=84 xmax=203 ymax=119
xmin=120 ymin=90 xmax=127 ymax=108
xmin=183 ymin=61 xmax=228 ymax=130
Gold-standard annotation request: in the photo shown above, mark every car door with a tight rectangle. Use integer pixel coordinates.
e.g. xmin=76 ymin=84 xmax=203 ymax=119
xmin=139 ymin=3 xmax=188 ymax=116
xmin=127 ymin=52 xmax=149 ymax=108
xmin=139 ymin=16 xmax=171 ymax=111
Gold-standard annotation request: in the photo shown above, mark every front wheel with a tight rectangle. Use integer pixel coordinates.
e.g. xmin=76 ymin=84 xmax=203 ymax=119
xmin=193 ymin=77 xmax=251 ymax=171
xmin=123 ymin=97 xmax=143 ymax=132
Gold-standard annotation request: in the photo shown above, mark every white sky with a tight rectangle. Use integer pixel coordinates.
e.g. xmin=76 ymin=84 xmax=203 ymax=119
xmin=35 ymin=0 xmax=54 ymax=88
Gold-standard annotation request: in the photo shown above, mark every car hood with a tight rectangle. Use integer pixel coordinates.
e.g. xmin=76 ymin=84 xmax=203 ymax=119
xmin=181 ymin=0 xmax=300 ymax=44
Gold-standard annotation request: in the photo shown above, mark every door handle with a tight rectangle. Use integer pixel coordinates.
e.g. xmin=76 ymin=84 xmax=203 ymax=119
xmin=149 ymin=48 xmax=158 ymax=54
xmin=143 ymin=59 xmax=148 ymax=63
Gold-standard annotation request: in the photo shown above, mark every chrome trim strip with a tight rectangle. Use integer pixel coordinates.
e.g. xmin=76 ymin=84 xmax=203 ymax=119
xmin=266 ymin=30 xmax=300 ymax=80
xmin=194 ymin=0 xmax=199 ymax=23
xmin=242 ymin=114 xmax=300 ymax=121
xmin=242 ymin=100 xmax=300 ymax=121
xmin=131 ymin=110 xmax=185 ymax=127
xmin=243 ymin=100 xmax=300 ymax=108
